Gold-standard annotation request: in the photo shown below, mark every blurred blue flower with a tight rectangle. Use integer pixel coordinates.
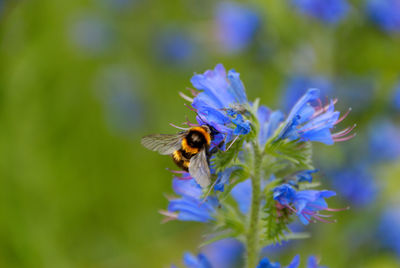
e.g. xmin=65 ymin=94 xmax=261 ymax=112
xmin=282 ymin=75 xmax=334 ymax=112
xmin=215 ymin=2 xmax=260 ymax=53
xmin=69 ymin=13 xmax=114 ymax=56
xmin=257 ymin=105 xmax=285 ymax=146
xmin=307 ymin=256 xmax=327 ymax=268
xmin=366 ymin=0 xmax=400 ymax=33
xmin=177 ymin=239 xmax=244 ymax=268
xmin=101 ymin=0 xmax=140 ymax=11
xmin=329 ymin=164 xmax=377 ymax=207
xmin=274 ymin=184 xmax=342 ymax=225
xmin=368 ymin=119 xmax=400 ymax=162
xmin=231 ymin=179 xmax=252 ymax=214
xmin=94 ymin=66 xmax=145 ymax=135
xmin=335 ymin=76 xmax=375 ymax=114
xmin=379 ymin=205 xmax=400 ymax=256
xmin=161 ymin=176 xmax=218 ymax=222
xmin=182 ymin=252 xmax=212 ymax=268
xmin=291 ymin=0 xmax=349 ymax=24
xmin=392 ymin=80 xmax=400 ymax=111
xmin=257 ymin=254 xmax=299 ymax=268
xmin=154 ymin=28 xmax=197 ymax=66
xmin=189 ymin=64 xmax=250 ymax=142
xmin=279 ymin=88 xmax=354 ymax=145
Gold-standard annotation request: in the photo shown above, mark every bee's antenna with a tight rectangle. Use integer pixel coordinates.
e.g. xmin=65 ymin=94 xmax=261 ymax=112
xmin=183 ymin=103 xmax=208 ymax=125
xmin=169 ymin=123 xmax=190 ymax=130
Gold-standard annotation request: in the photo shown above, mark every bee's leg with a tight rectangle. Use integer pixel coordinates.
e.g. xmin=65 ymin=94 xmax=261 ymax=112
xmin=209 ymin=139 xmax=225 ymax=155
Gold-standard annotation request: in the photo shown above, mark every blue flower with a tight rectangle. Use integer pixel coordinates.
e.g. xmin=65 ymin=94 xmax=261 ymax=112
xmin=294 ymin=169 xmax=318 ymax=183
xmin=214 ymin=166 xmax=240 ymax=192
xmin=177 ymin=239 xmax=244 ymax=268
xmin=257 ymin=105 xmax=285 ymax=146
xmin=257 ymin=255 xmax=300 ymax=268
xmin=215 ymin=2 xmax=260 ymax=53
xmin=188 ymin=64 xmax=250 ymax=141
xmin=281 ymin=76 xmax=333 ymax=113
xmin=379 ymin=205 xmax=400 ymax=256
xmin=182 ymin=252 xmax=212 ymax=268
xmin=366 ymin=0 xmax=400 ymax=33
xmin=291 ymin=0 xmax=349 ymax=24
xmin=273 ymin=184 xmax=297 ymax=206
xmin=160 ymin=176 xmax=218 ymax=222
xmin=368 ymin=119 xmax=400 ymax=162
xmin=278 ymin=88 xmax=354 ymax=145
xmin=273 ymin=184 xmax=344 ymax=225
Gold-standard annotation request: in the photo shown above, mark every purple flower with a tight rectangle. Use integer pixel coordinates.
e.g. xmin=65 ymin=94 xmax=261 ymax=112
xmin=279 ymin=88 xmax=355 ymax=145
xmin=291 ymin=0 xmax=349 ymax=24
xmin=273 ymin=184 xmax=345 ymax=225
xmin=160 ymin=176 xmax=218 ymax=222
xmin=215 ymin=2 xmax=260 ymax=53
xmin=366 ymin=0 xmax=400 ymax=33
xmin=185 ymin=64 xmax=250 ymax=142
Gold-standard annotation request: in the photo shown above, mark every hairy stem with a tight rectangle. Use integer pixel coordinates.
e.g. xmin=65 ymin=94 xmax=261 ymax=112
xmin=246 ymin=142 xmax=262 ymax=268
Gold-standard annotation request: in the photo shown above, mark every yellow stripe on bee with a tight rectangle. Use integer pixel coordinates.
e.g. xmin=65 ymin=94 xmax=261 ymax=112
xmin=181 ymin=138 xmax=199 ymax=154
xmin=190 ymin=126 xmax=211 ymax=145
xmin=183 ymin=160 xmax=190 ymax=169
xmin=173 ymin=150 xmax=182 ymax=161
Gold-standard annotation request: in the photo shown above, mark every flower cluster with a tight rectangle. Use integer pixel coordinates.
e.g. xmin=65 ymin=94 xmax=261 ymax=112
xmin=155 ymin=64 xmax=354 ymax=267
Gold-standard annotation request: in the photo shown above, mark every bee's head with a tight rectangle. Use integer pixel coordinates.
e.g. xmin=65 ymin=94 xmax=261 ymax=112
xmin=201 ymin=124 xmax=219 ymax=138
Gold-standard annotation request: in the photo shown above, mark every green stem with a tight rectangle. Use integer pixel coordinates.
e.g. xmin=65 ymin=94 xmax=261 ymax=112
xmin=246 ymin=142 xmax=262 ymax=268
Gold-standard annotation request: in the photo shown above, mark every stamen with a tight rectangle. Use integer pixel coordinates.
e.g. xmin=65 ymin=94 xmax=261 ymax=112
xmin=313 ymin=215 xmax=336 ymax=223
xmin=179 ymin=91 xmax=194 ymax=102
xmin=226 ymin=135 xmax=239 ymax=151
xmin=186 ymin=87 xmax=199 ymax=97
xmin=335 ymin=108 xmax=352 ymax=125
xmin=159 ymin=210 xmax=178 ymax=223
xmin=333 ymin=133 xmax=356 ymax=142
xmin=200 ymin=179 xmax=219 ymax=205
xmin=332 ymin=124 xmax=356 ymax=138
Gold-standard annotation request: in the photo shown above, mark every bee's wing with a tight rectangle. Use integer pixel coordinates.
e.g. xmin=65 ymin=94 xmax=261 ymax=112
xmin=189 ymin=148 xmax=211 ymax=188
xmin=141 ymin=134 xmax=184 ymax=155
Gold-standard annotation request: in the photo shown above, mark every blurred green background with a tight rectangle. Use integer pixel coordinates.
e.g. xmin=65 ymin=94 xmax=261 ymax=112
xmin=0 ymin=0 xmax=400 ymax=267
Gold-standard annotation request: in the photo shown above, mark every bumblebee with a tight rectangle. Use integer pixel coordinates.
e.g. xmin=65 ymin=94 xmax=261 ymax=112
xmin=141 ymin=125 xmax=220 ymax=188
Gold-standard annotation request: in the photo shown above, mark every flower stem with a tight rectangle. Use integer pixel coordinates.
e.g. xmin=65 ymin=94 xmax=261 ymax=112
xmin=246 ymin=142 xmax=262 ymax=268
